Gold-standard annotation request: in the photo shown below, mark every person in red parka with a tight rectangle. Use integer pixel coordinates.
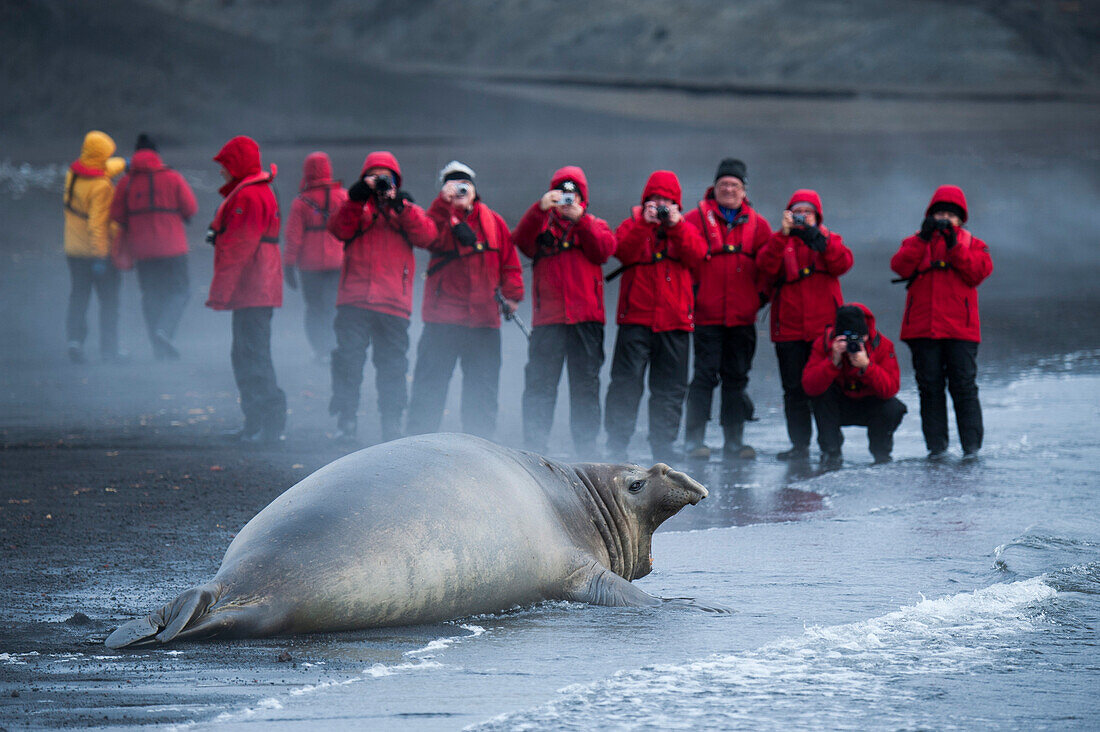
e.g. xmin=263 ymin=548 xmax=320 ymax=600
xmin=206 ymin=135 xmax=286 ymax=444
xmin=603 ymin=170 xmax=707 ymax=463
xmin=327 ymin=151 xmax=437 ymax=442
xmin=890 ymin=185 xmax=992 ymax=460
xmin=802 ymin=303 xmax=907 ymax=470
xmin=283 ymin=152 xmax=346 ymax=363
xmin=757 ymin=189 xmax=853 ymax=461
xmin=110 ymin=134 xmax=197 ymax=360
xmin=682 ymin=158 xmax=772 ymax=461
xmin=513 ymin=165 xmax=615 ymax=456
xmin=405 ymin=161 xmax=524 ymax=440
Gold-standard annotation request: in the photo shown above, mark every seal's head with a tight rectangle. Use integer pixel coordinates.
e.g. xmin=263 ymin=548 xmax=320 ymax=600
xmin=574 ymin=462 xmax=708 ymax=581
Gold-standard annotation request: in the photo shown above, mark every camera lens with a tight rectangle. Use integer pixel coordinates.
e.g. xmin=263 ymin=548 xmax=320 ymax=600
xmin=656 ymin=206 xmax=670 ymax=221
xmin=792 ymin=213 xmax=807 ymax=227
xmin=455 ymin=184 xmax=470 ymax=197
xmin=375 ymin=176 xmax=392 ymax=192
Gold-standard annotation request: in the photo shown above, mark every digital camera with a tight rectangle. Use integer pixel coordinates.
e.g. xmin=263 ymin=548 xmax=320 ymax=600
xmin=455 ymin=183 xmax=470 ymax=198
xmin=656 ymin=205 xmax=671 ymax=222
xmin=560 ymin=192 xmax=576 ymax=206
xmin=792 ymin=213 xmax=808 ymax=227
xmin=933 ymin=218 xmax=953 ymax=230
xmin=842 ymin=331 xmax=863 ymax=353
xmin=373 ymin=175 xmax=393 ymax=193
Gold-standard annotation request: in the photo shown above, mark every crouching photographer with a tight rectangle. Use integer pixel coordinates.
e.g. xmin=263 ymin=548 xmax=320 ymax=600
xmin=801 ymin=303 xmax=907 ymax=470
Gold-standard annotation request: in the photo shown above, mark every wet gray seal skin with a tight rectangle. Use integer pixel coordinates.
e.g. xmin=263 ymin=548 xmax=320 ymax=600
xmin=105 ymin=433 xmax=708 ymax=648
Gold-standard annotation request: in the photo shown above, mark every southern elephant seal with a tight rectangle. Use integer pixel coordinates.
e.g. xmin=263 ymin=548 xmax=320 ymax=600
xmin=106 ymin=433 xmax=707 ymax=648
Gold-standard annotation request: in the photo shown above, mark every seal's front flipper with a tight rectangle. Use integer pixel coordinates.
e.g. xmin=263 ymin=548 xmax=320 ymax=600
xmin=105 ymin=584 xmax=221 ymax=649
xmin=565 ymin=564 xmax=663 ymax=607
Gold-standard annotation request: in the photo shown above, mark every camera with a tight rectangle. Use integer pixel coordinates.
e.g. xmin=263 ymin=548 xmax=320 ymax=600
xmin=373 ymin=175 xmax=393 ymax=194
xmin=842 ymin=331 xmax=863 ymax=353
xmin=792 ymin=213 xmax=807 ymax=227
xmin=454 ymin=183 xmax=470 ymax=198
xmin=656 ymin=205 xmax=671 ymax=222
xmin=933 ymin=218 xmax=953 ymax=231
xmin=560 ymin=192 xmax=576 ymax=206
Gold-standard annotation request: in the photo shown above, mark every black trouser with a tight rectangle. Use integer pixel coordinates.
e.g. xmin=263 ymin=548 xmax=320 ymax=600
xmin=685 ymin=324 xmax=756 ymax=444
xmin=230 ymin=307 xmax=287 ymax=435
xmin=135 ymin=255 xmax=189 ymax=350
xmin=775 ymin=340 xmax=815 ymax=449
xmin=329 ymin=305 xmax=410 ymax=440
xmin=299 ymin=269 xmax=340 ymax=358
xmin=407 ymin=323 xmax=501 ymax=439
xmin=66 ymin=256 xmax=120 ymax=355
xmin=906 ymin=338 xmax=983 ymax=454
xmin=604 ymin=325 xmax=690 ymax=457
xmin=522 ymin=322 xmax=605 ymax=454
xmin=811 ymin=385 xmax=907 ymax=459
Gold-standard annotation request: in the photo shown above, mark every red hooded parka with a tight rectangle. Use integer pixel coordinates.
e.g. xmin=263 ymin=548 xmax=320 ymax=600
xmin=206 ymin=136 xmax=282 ymax=311
xmin=684 ymin=191 xmax=772 ymax=327
xmin=890 ymin=186 xmax=993 ymax=342
xmin=512 ymin=165 xmax=615 ymax=326
xmin=802 ymin=302 xmax=900 ymax=401
xmin=757 ymin=189 xmax=853 ymax=342
xmin=110 ymin=149 xmax=197 ymax=261
xmin=327 ymin=151 xmax=437 ymax=319
xmin=612 ymin=170 xmax=707 ymax=332
xmin=285 ymin=152 xmax=347 ymax=272
xmin=422 ymin=188 xmax=524 ymax=329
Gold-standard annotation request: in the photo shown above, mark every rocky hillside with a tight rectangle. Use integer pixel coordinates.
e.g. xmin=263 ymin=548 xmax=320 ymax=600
xmin=135 ymin=0 xmax=1099 ymax=94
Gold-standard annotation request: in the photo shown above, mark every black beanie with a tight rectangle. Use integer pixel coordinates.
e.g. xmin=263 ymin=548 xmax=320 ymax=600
xmin=835 ymin=305 xmax=868 ymax=337
xmin=928 ymin=201 xmax=965 ymax=220
xmin=135 ymin=133 xmax=156 ymax=152
xmin=714 ymin=158 xmax=747 ymax=183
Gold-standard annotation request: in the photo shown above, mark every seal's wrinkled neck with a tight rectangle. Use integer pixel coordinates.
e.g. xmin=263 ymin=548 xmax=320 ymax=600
xmin=572 ymin=465 xmax=643 ymax=581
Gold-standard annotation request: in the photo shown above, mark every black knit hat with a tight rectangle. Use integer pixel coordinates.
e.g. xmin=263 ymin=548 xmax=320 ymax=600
xmin=835 ymin=305 xmax=868 ymax=337
xmin=928 ymin=201 xmax=966 ymax=220
xmin=135 ymin=133 xmax=156 ymax=152
xmin=714 ymin=158 xmax=747 ymax=183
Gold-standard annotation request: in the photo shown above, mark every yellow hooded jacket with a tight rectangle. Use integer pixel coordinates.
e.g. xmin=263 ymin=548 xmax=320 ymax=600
xmin=63 ymin=131 xmax=126 ymax=258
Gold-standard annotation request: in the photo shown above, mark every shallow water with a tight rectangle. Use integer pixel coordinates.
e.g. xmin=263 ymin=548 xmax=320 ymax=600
xmin=6 ymin=366 xmax=1084 ymax=730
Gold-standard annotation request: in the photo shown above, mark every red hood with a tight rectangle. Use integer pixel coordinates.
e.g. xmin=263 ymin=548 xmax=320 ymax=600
xmin=360 ymin=151 xmax=402 ymax=187
xmin=787 ymin=189 xmax=823 ymax=222
xmin=642 ymin=170 xmax=681 ymax=207
xmin=550 ymin=165 xmax=589 ymax=203
xmin=129 ymin=149 xmax=165 ymax=173
xmin=300 ymin=152 xmax=334 ymax=190
xmin=925 ymin=184 xmax=968 ymax=222
xmin=214 ymin=136 xmax=262 ymax=180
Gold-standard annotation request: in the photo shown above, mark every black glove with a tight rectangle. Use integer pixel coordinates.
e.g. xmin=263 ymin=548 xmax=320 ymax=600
xmin=347 ymin=178 xmax=372 ymax=203
xmin=919 ymin=216 xmax=936 ymax=241
xmin=795 ymin=225 xmax=827 ymax=253
xmin=283 ymin=264 xmax=299 ymax=290
xmin=942 ymin=227 xmax=957 ymax=249
xmin=389 ymin=190 xmax=414 ymax=213
xmin=452 ymin=221 xmax=478 ymax=248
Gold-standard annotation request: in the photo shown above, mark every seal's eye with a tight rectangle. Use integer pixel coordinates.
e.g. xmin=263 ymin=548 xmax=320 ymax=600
xmin=629 ymin=479 xmax=646 ymax=493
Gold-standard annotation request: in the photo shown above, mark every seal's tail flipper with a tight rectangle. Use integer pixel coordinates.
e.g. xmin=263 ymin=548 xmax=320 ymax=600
xmin=105 ymin=583 xmax=222 ymax=649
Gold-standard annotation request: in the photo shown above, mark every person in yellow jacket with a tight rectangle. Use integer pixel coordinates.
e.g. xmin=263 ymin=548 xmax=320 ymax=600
xmin=63 ymin=130 xmax=127 ymax=363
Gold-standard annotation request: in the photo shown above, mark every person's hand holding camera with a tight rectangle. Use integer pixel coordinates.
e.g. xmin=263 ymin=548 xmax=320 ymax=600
xmin=558 ymin=198 xmax=584 ymax=222
xmin=830 ymin=335 xmax=848 ymax=367
xmin=643 ymin=200 xmax=680 ymax=226
xmin=540 ymin=190 xmax=562 ymax=212
xmin=347 ymin=176 xmax=373 ymax=203
xmin=442 ymin=180 xmax=474 ymax=211
xmin=919 ymin=215 xmax=937 ymax=241
xmin=848 ymin=340 xmax=870 ymax=370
